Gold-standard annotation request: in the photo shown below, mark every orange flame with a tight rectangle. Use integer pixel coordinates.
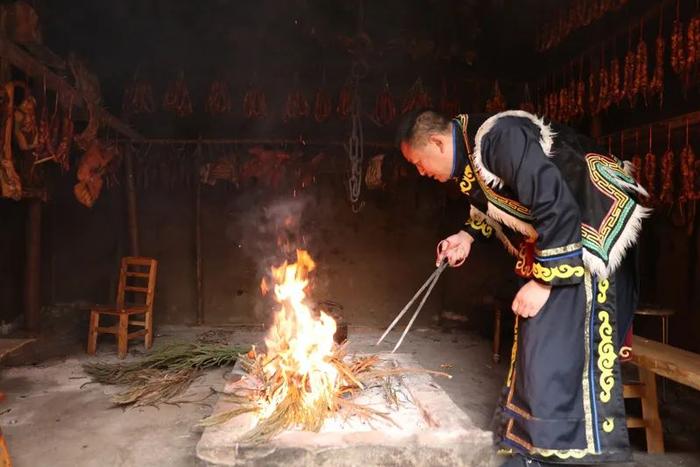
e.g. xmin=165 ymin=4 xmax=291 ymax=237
xmin=259 ymin=249 xmax=338 ymax=419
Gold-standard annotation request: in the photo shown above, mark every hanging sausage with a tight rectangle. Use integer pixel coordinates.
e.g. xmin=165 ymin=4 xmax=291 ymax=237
xmin=336 ymin=80 xmax=353 ymax=119
xmin=635 ymin=19 xmax=649 ymax=106
xmin=402 ymin=77 xmax=432 ymax=114
xmin=649 ymin=11 xmax=665 ymax=107
xmin=163 ymin=71 xmax=193 ymax=117
xmin=679 ymin=119 xmax=697 ymax=232
xmin=659 ymin=125 xmax=675 ymax=210
xmin=373 ymin=77 xmax=397 ymax=126
xmin=243 ymin=85 xmax=267 ymax=119
xmin=623 ymin=28 xmax=637 ymax=105
xmin=439 ymin=80 xmax=460 ymax=117
xmin=643 ymin=128 xmax=657 ymax=205
xmin=205 ymin=79 xmax=232 ymax=115
xmin=628 ymin=129 xmax=643 ymax=188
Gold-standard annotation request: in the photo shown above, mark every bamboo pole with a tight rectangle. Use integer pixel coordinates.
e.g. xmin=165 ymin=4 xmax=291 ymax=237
xmin=194 ymin=141 xmax=204 ymax=325
xmin=124 ymin=145 xmax=140 ymax=256
xmin=24 ymin=199 xmax=41 ymax=332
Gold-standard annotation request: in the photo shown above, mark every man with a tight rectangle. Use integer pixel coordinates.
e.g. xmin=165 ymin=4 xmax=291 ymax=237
xmin=396 ymin=109 xmax=649 ymax=466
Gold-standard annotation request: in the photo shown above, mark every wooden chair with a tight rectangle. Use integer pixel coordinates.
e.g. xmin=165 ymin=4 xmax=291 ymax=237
xmin=87 ymin=257 xmax=158 ymax=359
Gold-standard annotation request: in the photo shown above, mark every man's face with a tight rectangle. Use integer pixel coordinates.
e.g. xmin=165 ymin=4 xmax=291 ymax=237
xmin=400 ymin=131 xmax=454 ymax=182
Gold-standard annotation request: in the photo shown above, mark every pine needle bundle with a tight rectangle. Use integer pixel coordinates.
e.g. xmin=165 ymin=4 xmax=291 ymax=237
xmin=83 ymin=342 xmax=246 ymax=407
xmin=198 ymin=343 xmax=450 ymax=443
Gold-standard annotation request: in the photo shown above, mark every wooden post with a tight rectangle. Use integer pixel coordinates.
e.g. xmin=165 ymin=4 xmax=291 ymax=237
xmin=124 ymin=145 xmax=140 ymax=256
xmin=194 ymin=141 xmax=204 ymax=325
xmin=639 ymin=366 xmax=665 ymax=453
xmin=24 ymin=199 xmax=41 ymax=332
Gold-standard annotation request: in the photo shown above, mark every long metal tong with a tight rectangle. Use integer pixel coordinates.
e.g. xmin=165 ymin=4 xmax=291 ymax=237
xmin=376 ymin=260 xmax=448 ymax=353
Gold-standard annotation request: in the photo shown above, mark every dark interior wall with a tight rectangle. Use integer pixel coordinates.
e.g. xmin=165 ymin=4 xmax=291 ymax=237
xmin=34 ymin=150 xmax=495 ymax=329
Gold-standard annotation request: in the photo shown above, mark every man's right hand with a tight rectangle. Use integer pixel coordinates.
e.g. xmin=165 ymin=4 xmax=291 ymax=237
xmin=436 ymin=231 xmax=474 ymax=267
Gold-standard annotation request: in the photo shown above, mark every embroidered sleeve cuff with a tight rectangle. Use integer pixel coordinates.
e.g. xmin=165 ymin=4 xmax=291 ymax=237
xmin=532 ymin=244 xmax=585 ymax=286
xmin=461 ymin=218 xmax=493 ymax=241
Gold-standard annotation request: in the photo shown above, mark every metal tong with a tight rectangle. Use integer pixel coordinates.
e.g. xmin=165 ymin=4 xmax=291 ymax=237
xmin=376 ymin=259 xmax=448 ymax=353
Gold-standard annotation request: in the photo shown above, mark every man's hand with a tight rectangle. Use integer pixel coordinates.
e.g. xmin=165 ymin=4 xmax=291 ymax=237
xmin=512 ymin=280 xmax=552 ymax=318
xmin=436 ymin=231 xmax=474 ymax=267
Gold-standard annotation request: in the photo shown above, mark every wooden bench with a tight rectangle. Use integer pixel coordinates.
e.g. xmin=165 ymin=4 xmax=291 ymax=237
xmin=625 ymin=335 xmax=700 ymax=454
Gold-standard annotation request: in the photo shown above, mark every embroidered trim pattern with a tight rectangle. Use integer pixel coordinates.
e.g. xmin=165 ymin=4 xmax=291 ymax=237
xmin=581 ymin=154 xmax=638 ymax=261
xmin=532 ymin=263 xmax=585 ymax=282
xmin=535 ymin=242 xmax=582 ymax=258
xmin=597 ymin=309 xmax=617 ymax=404
xmin=457 ymin=115 xmax=534 ymax=221
xmin=602 ymin=418 xmax=615 ymax=433
xmin=597 ymin=279 xmax=609 ymax=304
xmin=465 ymin=218 xmax=493 ymax=237
xmin=459 ymin=165 xmax=476 ymax=194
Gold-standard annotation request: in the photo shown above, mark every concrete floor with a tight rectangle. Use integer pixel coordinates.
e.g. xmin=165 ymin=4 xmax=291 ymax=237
xmin=1 ymin=324 xmax=699 ymax=466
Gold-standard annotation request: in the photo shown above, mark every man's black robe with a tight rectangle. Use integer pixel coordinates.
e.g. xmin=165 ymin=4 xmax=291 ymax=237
xmin=452 ymin=111 xmax=648 ymax=463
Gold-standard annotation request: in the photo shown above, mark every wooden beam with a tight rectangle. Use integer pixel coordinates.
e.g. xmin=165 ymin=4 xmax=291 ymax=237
xmin=0 ymin=36 xmax=142 ymax=141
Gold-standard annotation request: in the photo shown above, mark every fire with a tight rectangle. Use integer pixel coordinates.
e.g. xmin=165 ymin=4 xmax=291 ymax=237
xmin=257 ymin=249 xmax=338 ymax=421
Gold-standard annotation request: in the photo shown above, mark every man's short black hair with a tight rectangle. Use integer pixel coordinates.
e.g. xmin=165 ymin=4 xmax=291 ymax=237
xmin=395 ymin=109 xmax=451 ymax=147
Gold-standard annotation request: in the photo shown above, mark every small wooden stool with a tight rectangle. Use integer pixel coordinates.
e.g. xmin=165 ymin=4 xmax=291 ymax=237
xmin=87 ymin=257 xmax=158 ymax=359
xmin=635 ymin=308 xmax=675 ymax=345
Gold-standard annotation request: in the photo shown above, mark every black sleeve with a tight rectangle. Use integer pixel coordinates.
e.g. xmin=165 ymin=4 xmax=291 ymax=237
xmin=461 ymin=215 xmax=494 ymax=241
xmin=481 ymin=121 xmax=584 ymax=286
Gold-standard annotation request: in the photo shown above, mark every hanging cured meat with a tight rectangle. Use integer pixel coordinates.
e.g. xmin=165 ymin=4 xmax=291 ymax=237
xmin=649 ymin=20 xmax=665 ymax=107
xmin=671 ymin=3 xmax=686 ymax=78
xmin=598 ymin=47 xmax=610 ymax=112
xmin=13 ymin=88 xmax=38 ymax=151
xmin=439 ymin=80 xmax=460 ymax=117
xmin=243 ymin=86 xmax=267 ymax=119
xmin=336 ymin=81 xmax=353 ymax=119
xmin=69 ymin=55 xmax=101 ymax=151
xmin=0 ymin=82 xmax=21 ymax=200
xmin=205 ymin=79 xmax=232 ymax=115
xmin=643 ymin=130 xmax=657 ymax=205
xmin=519 ymin=83 xmax=535 ymax=114
xmin=609 ymin=57 xmax=622 ymax=105
xmin=402 ymin=78 xmax=432 ymax=114
xmin=635 ymin=21 xmax=649 ymax=106
xmin=659 ymin=147 xmax=675 ymax=209
xmin=373 ymin=79 xmax=396 ymax=126
xmin=313 ymin=87 xmax=332 ymax=123
xmin=283 ymin=88 xmax=310 ymax=121
xmin=35 ymin=91 xmax=74 ymax=171
xmin=622 ymin=29 xmax=636 ymax=105
xmin=74 ymin=139 xmax=119 ymax=208
xmin=163 ymin=72 xmax=193 ymax=117
xmin=484 ymin=80 xmax=506 ymax=114
xmin=122 ymin=76 xmax=155 ymax=115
